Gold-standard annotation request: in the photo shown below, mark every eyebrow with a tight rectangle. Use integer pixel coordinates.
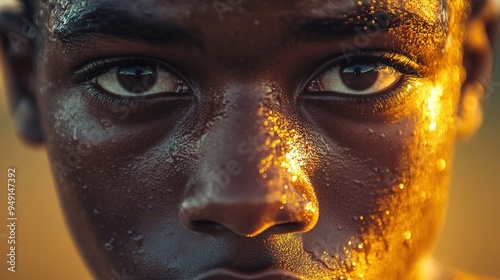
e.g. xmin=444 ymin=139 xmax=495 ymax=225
xmin=289 ymin=7 xmax=447 ymax=43
xmin=54 ymin=4 xmax=203 ymax=50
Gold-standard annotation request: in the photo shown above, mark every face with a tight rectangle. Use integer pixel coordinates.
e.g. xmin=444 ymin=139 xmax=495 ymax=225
xmin=31 ymin=0 xmax=466 ymax=279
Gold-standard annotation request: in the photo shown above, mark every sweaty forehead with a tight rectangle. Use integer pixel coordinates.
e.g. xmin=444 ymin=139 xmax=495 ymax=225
xmin=293 ymin=0 xmax=446 ymax=22
xmin=36 ymin=0 xmax=450 ymax=59
xmin=42 ymin=0 xmax=447 ymax=33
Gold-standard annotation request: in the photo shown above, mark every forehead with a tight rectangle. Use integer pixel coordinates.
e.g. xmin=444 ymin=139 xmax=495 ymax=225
xmin=43 ymin=0 xmax=447 ymax=31
xmin=40 ymin=0 xmax=449 ymax=60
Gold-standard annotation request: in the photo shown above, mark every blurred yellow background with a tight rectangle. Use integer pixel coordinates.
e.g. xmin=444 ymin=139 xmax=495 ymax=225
xmin=0 ymin=0 xmax=499 ymax=279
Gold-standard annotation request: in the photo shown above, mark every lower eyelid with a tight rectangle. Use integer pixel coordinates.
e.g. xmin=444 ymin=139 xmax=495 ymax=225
xmin=84 ymin=84 xmax=139 ymax=109
xmin=82 ymin=83 xmax=194 ymax=122
xmin=345 ymin=77 xmax=414 ymax=109
xmin=301 ymin=75 xmax=415 ymax=115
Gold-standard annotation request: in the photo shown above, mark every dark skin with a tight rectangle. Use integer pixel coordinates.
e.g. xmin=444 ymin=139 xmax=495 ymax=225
xmin=0 ymin=0 xmax=498 ymax=279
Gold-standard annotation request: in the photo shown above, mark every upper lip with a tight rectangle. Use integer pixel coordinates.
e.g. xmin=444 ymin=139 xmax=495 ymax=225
xmin=193 ymin=268 xmax=303 ymax=280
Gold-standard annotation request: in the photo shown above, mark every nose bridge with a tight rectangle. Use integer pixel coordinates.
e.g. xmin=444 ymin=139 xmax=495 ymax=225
xmin=216 ymin=83 xmax=269 ymax=169
xmin=180 ymin=84 xmax=319 ymax=237
xmin=194 ymin=84 xmax=278 ymax=203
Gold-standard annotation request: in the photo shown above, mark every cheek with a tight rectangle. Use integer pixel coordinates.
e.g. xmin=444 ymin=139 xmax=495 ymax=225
xmin=37 ymin=86 xmax=198 ymax=273
xmin=390 ymin=81 xmax=458 ymax=243
xmin=302 ymin=77 xmax=459 ymax=269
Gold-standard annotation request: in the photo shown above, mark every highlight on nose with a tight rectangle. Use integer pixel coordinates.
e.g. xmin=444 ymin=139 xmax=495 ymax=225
xmin=179 ymin=175 xmax=319 ymax=237
xmin=179 ymin=147 xmax=319 ymax=237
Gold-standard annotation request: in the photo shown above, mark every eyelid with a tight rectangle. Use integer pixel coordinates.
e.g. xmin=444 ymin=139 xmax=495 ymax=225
xmin=308 ymin=51 xmax=424 ymax=84
xmin=71 ymin=56 xmax=189 ymax=86
xmin=298 ymin=51 xmax=425 ymax=96
xmin=316 ymin=62 xmax=402 ymax=95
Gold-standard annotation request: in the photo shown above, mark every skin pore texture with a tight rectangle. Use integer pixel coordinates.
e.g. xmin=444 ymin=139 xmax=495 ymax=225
xmin=1 ymin=0 xmax=498 ymax=279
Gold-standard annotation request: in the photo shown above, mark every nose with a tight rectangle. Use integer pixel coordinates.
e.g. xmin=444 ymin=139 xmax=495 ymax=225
xmin=180 ymin=84 xmax=318 ymax=237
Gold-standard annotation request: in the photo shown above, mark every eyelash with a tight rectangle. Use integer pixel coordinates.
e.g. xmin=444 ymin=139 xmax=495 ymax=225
xmin=73 ymin=57 xmax=162 ymax=84
xmin=302 ymin=51 xmax=425 ymax=111
xmin=73 ymin=57 xmax=191 ymax=113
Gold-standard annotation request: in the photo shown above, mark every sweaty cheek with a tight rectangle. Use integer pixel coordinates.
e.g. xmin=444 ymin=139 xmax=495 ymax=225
xmin=38 ymin=85 xmax=198 ymax=268
xmin=299 ymin=69 xmax=460 ymax=276
xmin=371 ymin=79 xmax=459 ymax=270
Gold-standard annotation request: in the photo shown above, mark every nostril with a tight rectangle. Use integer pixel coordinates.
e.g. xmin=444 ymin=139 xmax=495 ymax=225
xmin=180 ymin=199 xmax=318 ymax=236
xmin=187 ymin=220 xmax=307 ymax=236
xmin=188 ymin=220 xmax=226 ymax=233
xmin=191 ymin=220 xmax=220 ymax=227
xmin=272 ymin=222 xmax=307 ymax=234
xmin=192 ymin=220 xmax=222 ymax=227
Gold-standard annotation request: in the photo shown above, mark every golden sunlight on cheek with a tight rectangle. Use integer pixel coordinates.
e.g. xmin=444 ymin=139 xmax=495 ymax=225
xmin=369 ymin=63 xmax=464 ymax=280
xmin=418 ymin=79 xmax=460 ymax=141
xmin=301 ymin=2 xmax=467 ymax=277
xmin=348 ymin=43 xmax=464 ymax=280
xmin=426 ymin=84 xmax=443 ymax=132
xmin=411 ymin=78 xmax=459 ymax=192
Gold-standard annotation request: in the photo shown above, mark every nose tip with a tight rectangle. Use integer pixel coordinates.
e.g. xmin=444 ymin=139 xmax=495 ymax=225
xmin=180 ymin=193 xmax=318 ymax=237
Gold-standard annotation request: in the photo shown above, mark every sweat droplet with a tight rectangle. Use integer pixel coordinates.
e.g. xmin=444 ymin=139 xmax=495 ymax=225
xmin=392 ymin=183 xmax=405 ymax=193
xmin=436 ymin=159 xmax=446 ymax=171
xmin=100 ymin=118 xmax=111 ymax=127
xmin=104 ymin=242 xmax=113 ymax=251
xmin=134 ymin=235 xmax=144 ymax=247
xmin=404 ymin=231 xmax=412 ymax=241
xmin=403 ymin=230 xmax=413 ymax=248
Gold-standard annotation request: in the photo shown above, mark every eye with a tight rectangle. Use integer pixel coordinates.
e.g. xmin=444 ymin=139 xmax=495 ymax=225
xmin=307 ymin=62 xmax=402 ymax=95
xmin=95 ymin=63 xmax=189 ymax=97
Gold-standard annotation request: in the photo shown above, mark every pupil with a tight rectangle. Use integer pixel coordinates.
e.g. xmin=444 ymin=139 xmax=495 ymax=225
xmin=117 ymin=66 xmax=158 ymax=93
xmin=135 ymin=69 xmax=143 ymax=79
xmin=340 ymin=64 xmax=379 ymax=91
xmin=354 ymin=67 xmax=362 ymax=77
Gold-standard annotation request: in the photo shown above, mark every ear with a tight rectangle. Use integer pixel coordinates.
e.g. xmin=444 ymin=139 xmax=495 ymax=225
xmin=0 ymin=9 xmax=43 ymax=144
xmin=457 ymin=0 xmax=499 ymax=140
